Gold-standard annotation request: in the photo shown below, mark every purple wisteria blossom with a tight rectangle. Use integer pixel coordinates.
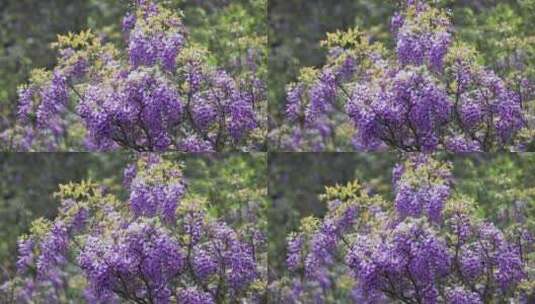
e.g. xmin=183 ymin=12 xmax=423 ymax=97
xmin=9 ymin=156 xmax=266 ymax=303
xmin=275 ymin=155 xmax=532 ymax=303
xmin=272 ymin=0 xmax=531 ymax=152
xmin=6 ymin=0 xmax=265 ymax=152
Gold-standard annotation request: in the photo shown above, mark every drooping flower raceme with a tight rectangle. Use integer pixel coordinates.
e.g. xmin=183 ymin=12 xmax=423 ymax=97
xmin=8 ymin=156 xmax=266 ymax=303
xmin=128 ymin=156 xmax=185 ymax=223
xmin=393 ymin=156 xmax=452 ymax=222
xmin=393 ymin=0 xmax=452 ymax=72
xmin=5 ymin=0 xmax=265 ymax=152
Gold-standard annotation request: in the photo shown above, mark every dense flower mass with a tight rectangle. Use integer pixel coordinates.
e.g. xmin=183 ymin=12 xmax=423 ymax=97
xmin=3 ymin=0 xmax=265 ymax=152
xmin=272 ymin=0 xmax=533 ymax=151
xmin=346 ymin=67 xmax=452 ymax=152
xmin=393 ymin=0 xmax=452 ymax=72
xmin=346 ymin=219 xmax=452 ymax=303
xmin=272 ymin=155 xmax=533 ymax=303
xmin=128 ymin=155 xmax=185 ymax=222
xmin=79 ymin=221 xmax=185 ymax=302
xmin=7 ymin=156 xmax=266 ymax=303
xmin=393 ymin=157 xmax=452 ymax=222
xmin=79 ymin=67 xmax=184 ymax=151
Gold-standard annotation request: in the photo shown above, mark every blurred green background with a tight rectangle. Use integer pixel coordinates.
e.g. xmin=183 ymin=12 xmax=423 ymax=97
xmin=268 ymin=153 xmax=535 ymax=280
xmin=268 ymin=0 xmax=535 ymax=124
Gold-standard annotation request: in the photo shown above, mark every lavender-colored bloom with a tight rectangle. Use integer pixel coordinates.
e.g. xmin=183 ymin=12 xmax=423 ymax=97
xmin=186 ymin=63 xmax=203 ymax=93
xmin=347 ymin=68 xmax=452 ymax=152
xmin=393 ymin=157 xmax=452 ymax=223
xmin=36 ymin=222 xmax=69 ymax=279
xmin=459 ymin=101 xmax=484 ymax=129
xmin=285 ymin=84 xmax=303 ymax=122
xmin=429 ymin=32 xmax=451 ymax=72
xmin=449 ymin=213 xmax=472 ymax=243
xmin=391 ymin=12 xmax=404 ymax=33
xmin=79 ymin=68 xmax=184 ymax=151
xmin=208 ymin=223 xmax=258 ymax=292
xmin=228 ymin=98 xmax=257 ymax=141
xmin=162 ymin=183 xmax=185 ymax=223
xmin=128 ymin=159 xmax=185 ymax=223
xmin=395 ymin=183 xmax=450 ymax=222
xmin=335 ymin=55 xmax=357 ymax=81
xmin=457 ymin=222 xmax=526 ymax=290
xmin=445 ymin=136 xmax=481 ymax=152
xmin=495 ymin=244 xmax=525 ymax=289
xmin=311 ymin=221 xmax=338 ymax=263
xmin=161 ymin=33 xmax=184 ymax=71
xmin=128 ymin=29 xmax=160 ymax=67
xmin=178 ymin=136 xmax=214 ymax=152
xmin=17 ymin=86 xmax=34 ymax=122
xmin=305 ymin=71 xmax=336 ymax=123
xmin=460 ymin=247 xmax=485 ymax=279
xmin=347 ymin=219 xmax=451 ymax=303
xmin=16 ymin=238 xmax=34 ymax=274
xmin=286 ymin=233 xmax=304 ymax=271
xmin=122 ymin=12 xmax=136 ymax=32
xmin=70 ymin=207 xmax=89 ymax=232
xmin=79 ymin=221 xmax=185 ymax=302
xmin=183 ymin=211 xmax=204 ymax=245
xmin=192 ymin=248 xmax=217 ymax=280
xmin=395 ymin=1 xmax=451 ymax=70
xmin=178 ymin=288 xmax=215 ymax=304
xmin=227 ymin=241 xmax=258 ymax=290
xmin=396 ymin=32 xmax=426 ymax=66
xmin=446 ymin=287 xmax=482 ymax=304
xmin=496 ymin=97 xmax=524 ymax=144
xmin=126 ymin=7 xmax=184 ymax=72
xmin=205 ymin=71 xmax=258 ymax=141
xmin=36 ymin=72 xmax=68 ymax=132
xmin=192 ymin=103 xmax=218 ymax=130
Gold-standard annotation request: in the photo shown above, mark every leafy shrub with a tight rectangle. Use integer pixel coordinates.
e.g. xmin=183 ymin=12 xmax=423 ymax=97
xmin=1 ymin=0 xmax=266 ymax=152
xmin=271 ymin=155 xmax=534 ymax=303
xmin=271 ymin=0 xmax=535 ymax=152
xmin=1 ymin=155 xmax=267 ymax=303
